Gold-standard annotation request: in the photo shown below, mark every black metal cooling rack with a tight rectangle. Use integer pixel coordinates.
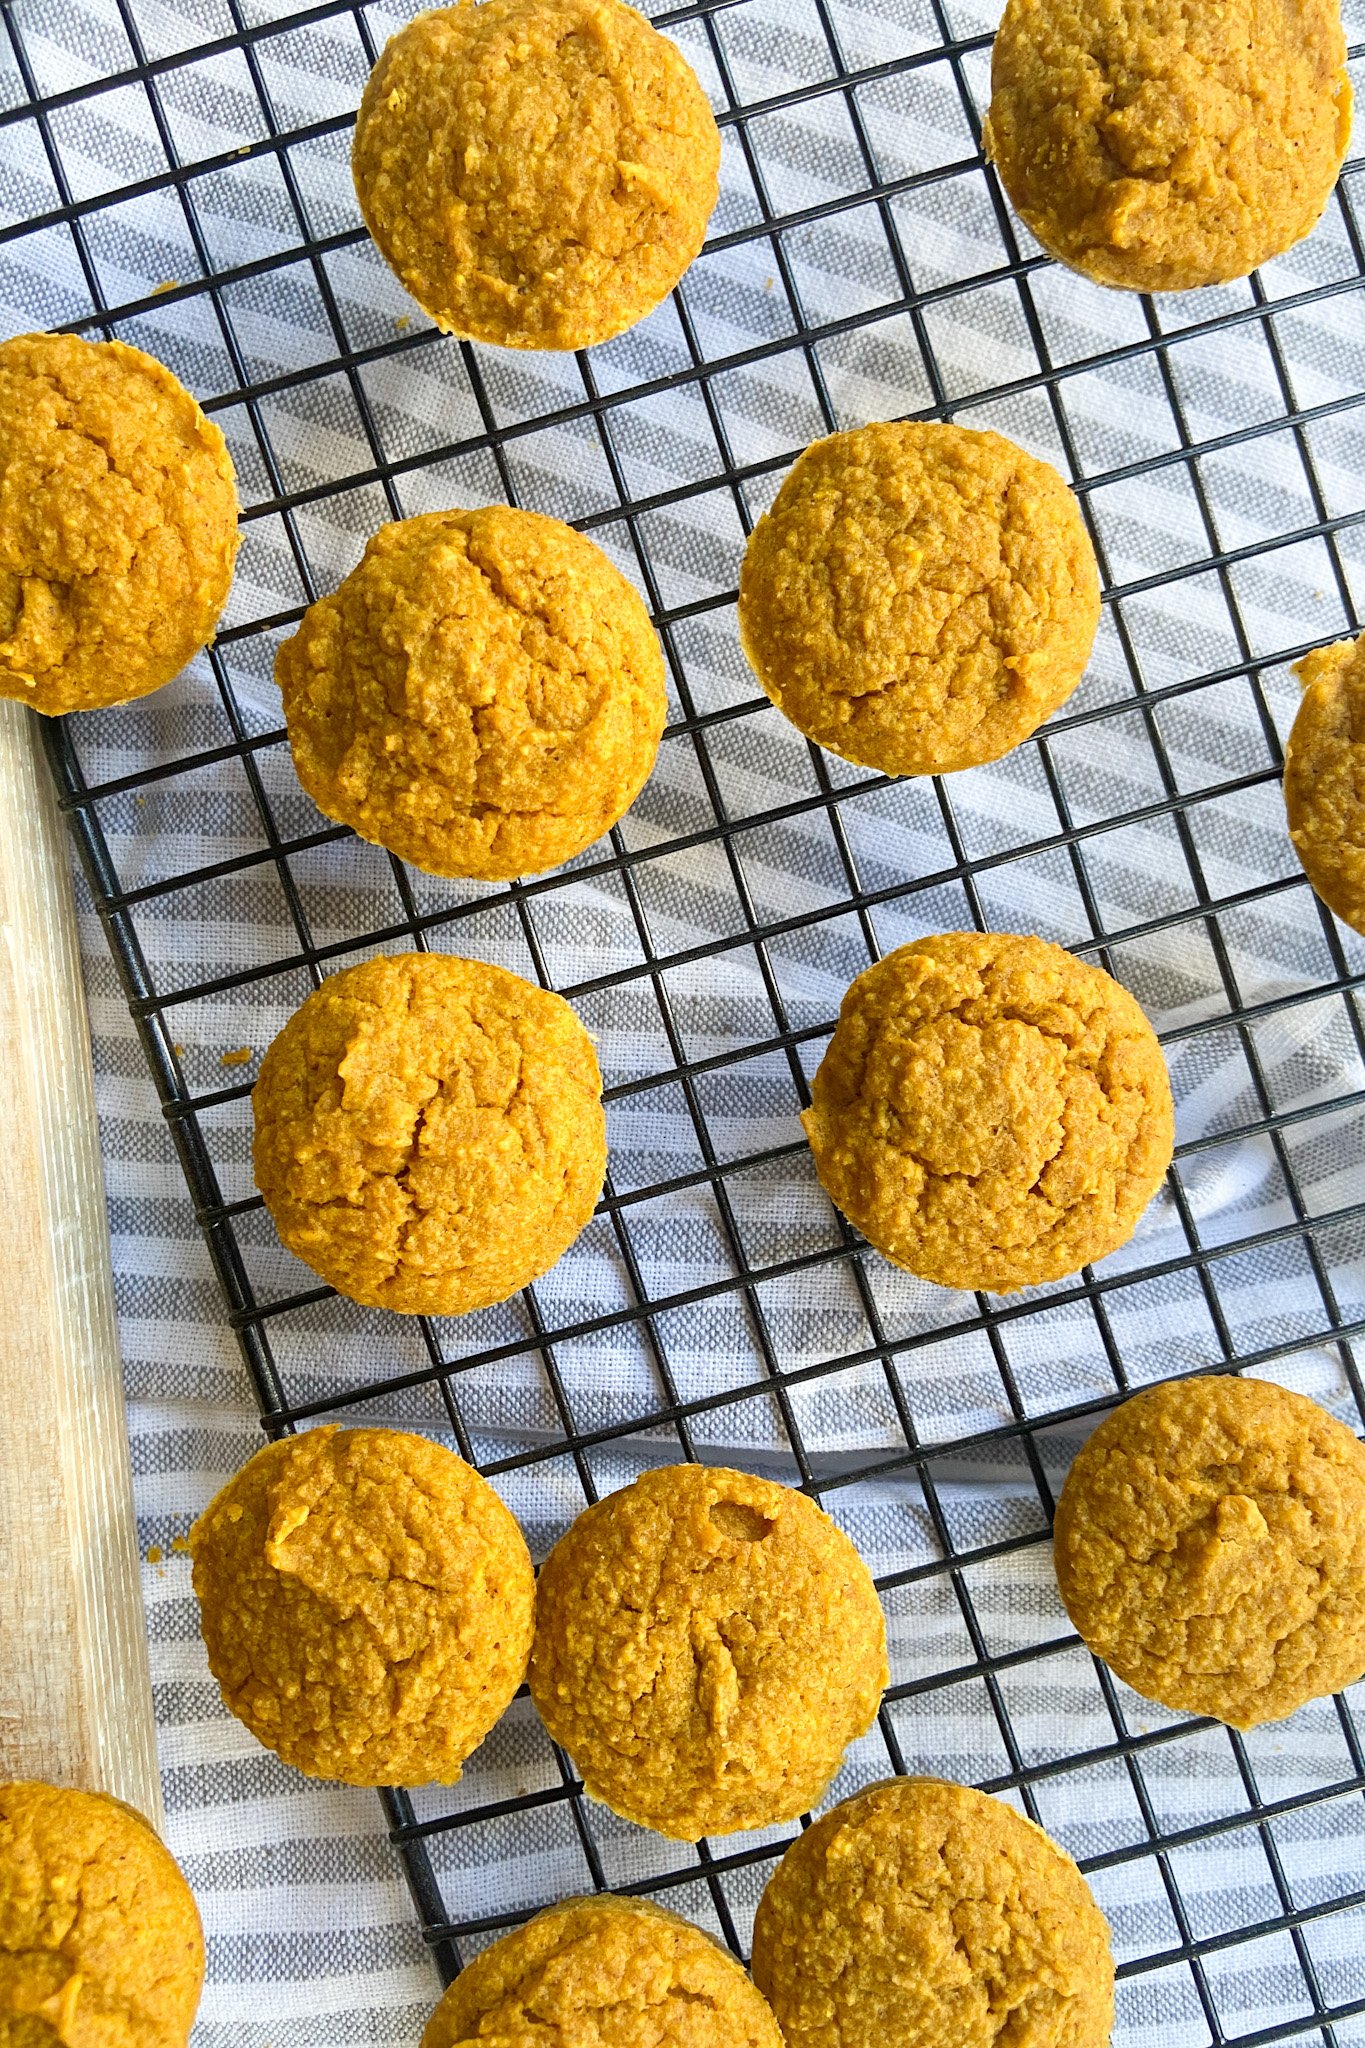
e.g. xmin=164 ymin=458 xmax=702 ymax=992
xmin=10 ymin=0 xmax=1365 ymax=2033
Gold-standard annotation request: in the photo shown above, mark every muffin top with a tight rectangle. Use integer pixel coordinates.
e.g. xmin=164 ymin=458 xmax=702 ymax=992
xmin=277 ymin=507 xmax=666 ymax=882
xmin=0 ymin=331 xmax=237 ymax=715
xmin=190 ymin=1426 xmax=536 ymax=1785
xmin=986 ymin=0 xmax=1352 ymax=291
xmin=738 ymin=421 xmax=1099 ymax=777
xmin=352 ymin=0 xmax=720 ymax=349
xmin=252 ymin=951 xmax=606 ymax=1316
xmin=0 ymin=1780 xmax=203 ymax=2048
xmin=422 ymin=1895 xmax=783 ymax=2047
xmin=751 ymin=1777 xmax=1114 ymax=2048
xmin=529 ymin=1463 xmax=888 ymax=1839
xmin=1055 ymin=1374 xmax=1365 ymax=1727
xmin=1284 ymin=630 xmax=1365 ymax=937
xmin=803 ymin=931 xmax=1174 ymax=1294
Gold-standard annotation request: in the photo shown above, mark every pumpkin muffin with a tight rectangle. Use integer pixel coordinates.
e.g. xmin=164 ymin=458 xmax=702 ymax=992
xmin=352 ymin=0 xmax=720 ymax=350
xmin=422 ymin=1895 xmax=783 ymax=2048
xmin=0 ymin=331 xmax=237 ymax=715
xmin=276 ymin=507 xmax=666 ymax=882
xmin=804 ymin=932 xmax=1174 ymax=1294
xmin=528 ymin=1463 xmax=888 ymax=1840
xmin=0 ymin=1780 xmax=203 ymax=2048
xmin=1284 ymin=629 xmax=1365 ymax=935
xmin=190 ymin=1425 xmax=536 ymax=1785
xmin=985 ymin=0 xmax=1352 ymax=292
xmin=1055 ymin=1374 xmax=1365 ymax=1728
xmin=252 ymin=951 xmax=605 ymax=1316
xmin=737 ymin=422 xmax=1100 ymax=778
xmin=751 ymin=1777 xmax=1114 ymax=2048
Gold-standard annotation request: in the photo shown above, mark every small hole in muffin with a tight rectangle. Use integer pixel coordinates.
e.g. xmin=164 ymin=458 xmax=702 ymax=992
xmin=710 ymin=1500 xmax=775 ymax=1541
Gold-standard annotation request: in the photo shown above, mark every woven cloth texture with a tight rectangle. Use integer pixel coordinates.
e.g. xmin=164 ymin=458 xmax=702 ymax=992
xmin=5 ymin=0 xmax=1365 ymax=2040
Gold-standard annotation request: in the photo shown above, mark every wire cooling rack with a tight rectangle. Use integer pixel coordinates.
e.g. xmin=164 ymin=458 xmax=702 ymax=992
xmin=8 ymin=0 xmax=1365 ymax=2035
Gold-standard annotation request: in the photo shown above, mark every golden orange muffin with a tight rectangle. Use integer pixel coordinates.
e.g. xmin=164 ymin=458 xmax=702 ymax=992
xmin=737 ymin=422 xmax=1099 ymax=778
xmin=0 ymin=331 xmax=237 ymax=716
xmin=1284 ymin=630 xmax=1365 ymax=935
xmin=252 ymin=951 xmax=605 ymax=1315
xmin=0 ymin=1780 xmax=203 ymax=2048
xmin=352 ymin=0 xmax=720 ymax=350
xmin=528 ymin=1464 xmax=888 ymax=1840
xmin=804 ymin=932 xmax=1174 ymax=1294
xmin=1055 ymin=1374 xmax=1365 ymax=1727
xmin=751 ymin=1777 xmax=1114 ymax=2048
xmin=190 ymin=1425 xmax=535 ymax=1785
xmin=276 ymin=507 xmax=666 ymax=881
xmin=985 ymin=0 xmax=1352 ymax=292
xmin=422 ymin=1896 xmax=783 ymax=2048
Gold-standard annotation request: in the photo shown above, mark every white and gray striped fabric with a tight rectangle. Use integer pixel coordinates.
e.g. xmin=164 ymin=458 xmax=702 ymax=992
xmin=4 ymin=0 xmax=1365 ymax=2039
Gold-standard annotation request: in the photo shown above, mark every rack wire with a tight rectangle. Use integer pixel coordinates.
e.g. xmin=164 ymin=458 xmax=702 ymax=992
xmin=8 ymin=0 xmax=1365 ymax=2034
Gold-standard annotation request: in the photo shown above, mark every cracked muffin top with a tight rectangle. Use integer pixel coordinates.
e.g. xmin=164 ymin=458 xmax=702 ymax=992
xmin=352 ymin=0 xmax=720 ymax=351
xmin=985 ymin=0 xmax=1352 ymax=292
xmin=750 ymin=1777 xmax=1113 ymax=2048
xmin=528 ymin=1463 xmax=888 ymax=1841
xmin=276 ymin=506 xmax=666 ymax=882
xmin=421 ymin=1895 xmax=783 ymax=2047
xmin=737 ymin=421 xmax=1099 ymax=779
xmin=1284 ymin=629 xmax=1365 ymax=937
xmin=1055 ymin=1374 xmax=1365 ymax=1727
xmin=0 ymin=331 xmax=238 ymax=716
xmin=0 ymin=1780 xmax=203 ymax=2048
xmin=190 ymin=1426 xmax=536 ymax=1785
xmin=803 ymin=931 xmax=1173 ymax=1294
xmin=252 ymin=950 xmax=605 ymax=1317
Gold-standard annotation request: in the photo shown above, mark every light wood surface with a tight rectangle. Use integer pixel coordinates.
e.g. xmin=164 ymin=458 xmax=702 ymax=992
xmin=0 ymin=698 xmax=161 ymax=1825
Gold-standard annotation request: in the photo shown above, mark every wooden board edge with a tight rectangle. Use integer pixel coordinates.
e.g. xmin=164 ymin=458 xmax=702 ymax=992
xmin=0 ymin=698 xmax=162 ymax=1829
